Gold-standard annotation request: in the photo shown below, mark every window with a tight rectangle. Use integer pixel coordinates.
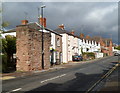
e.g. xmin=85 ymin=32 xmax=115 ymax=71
xmin=87 ymin=48 xmax=89 ymax=51
xmin=57 ymin=38 xmax=60 ymax=47
xmin=56 ymin=52 xmax=59 ymax=59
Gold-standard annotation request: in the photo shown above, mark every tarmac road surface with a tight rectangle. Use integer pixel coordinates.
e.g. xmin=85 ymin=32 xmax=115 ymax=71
xmin=2 ymin=56 xmax=119 ymax=92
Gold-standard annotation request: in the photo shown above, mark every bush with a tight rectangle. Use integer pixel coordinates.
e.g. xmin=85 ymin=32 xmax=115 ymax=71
xmin=82 ymin=52 xmax=95 ymax=60
xmin=103 ymin=53 xmax=108 ymax=57
xmin=1 ymin=54 xmax=8 ymax=72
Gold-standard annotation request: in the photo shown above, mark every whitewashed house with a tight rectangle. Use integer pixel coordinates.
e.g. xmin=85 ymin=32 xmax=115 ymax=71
xmin=78 ymin=38 xmax=83 ymax=55
xmin=79 ymin=34 xmax=101 ymax=53
xmin=54 ymin=25 xmax=80 ymax=63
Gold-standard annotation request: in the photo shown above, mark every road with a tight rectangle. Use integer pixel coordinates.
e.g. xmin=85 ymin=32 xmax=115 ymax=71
xmin=2 ymin=56 xmax=119 ymax=92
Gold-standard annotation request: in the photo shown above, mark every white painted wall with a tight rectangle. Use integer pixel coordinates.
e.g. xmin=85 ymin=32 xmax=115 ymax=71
xmin=78 ymin=38 xmax=82 ymax=55
xmin=51 ymin=33 xmax=56 ymax=63
xmin=62 ymin=33 xmax=68 ymax=63
xmin=95 ymin=53 xmax=103 ymax=58
xmin=68 ymin=35 xmax=72 ymax=61
xmin=82 ymin=39 xmax=87 ymax=52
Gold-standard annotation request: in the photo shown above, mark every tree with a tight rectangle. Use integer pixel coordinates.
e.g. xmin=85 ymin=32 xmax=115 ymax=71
xmin=2 ymin=35 xmax=16 ymax=72
xmin=0 ymin=8 xmax=10 ymax=33
xmin=114 ymin=45 xmax=120 ymax=50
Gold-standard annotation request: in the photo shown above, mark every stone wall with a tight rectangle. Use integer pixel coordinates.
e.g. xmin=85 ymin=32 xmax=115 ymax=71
xmin=16 ymin=25 xmax=51 ymax=71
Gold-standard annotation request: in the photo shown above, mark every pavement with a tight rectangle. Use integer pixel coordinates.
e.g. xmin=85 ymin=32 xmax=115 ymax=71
xmin=99 ymin=65 xmax=120 ymax=92
xmin=0 ymin=57 xmax=108 ymax=81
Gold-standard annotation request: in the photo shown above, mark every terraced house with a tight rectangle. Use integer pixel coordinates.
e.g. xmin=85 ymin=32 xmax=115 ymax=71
xmin=1 ymin=21 xmax=113 ymax=71
xmin=54 ymin=24 xmax=110 ymax=63
xmin=54 ymin=25 xmax=80 ymax=63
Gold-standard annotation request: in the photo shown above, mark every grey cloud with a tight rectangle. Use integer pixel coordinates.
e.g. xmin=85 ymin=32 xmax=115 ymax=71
xmin=2 ymin=2 xmax=118 ymax=44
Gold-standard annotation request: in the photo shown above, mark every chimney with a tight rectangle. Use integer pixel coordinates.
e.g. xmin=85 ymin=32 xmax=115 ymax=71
xmin=86 ymin=35 xmax=90 ymax=39
xmin=80 ymin=33 xmax=84 ymax=38
xmin=58 ymin=24 xmax=64 ymax=30
xmin=21 ymin=20 xmax=28 ymax=25
xmin=71 ymin=30 xmax=75 ymax=35
xmin=39 ymin=17 xmax=46 ymax=28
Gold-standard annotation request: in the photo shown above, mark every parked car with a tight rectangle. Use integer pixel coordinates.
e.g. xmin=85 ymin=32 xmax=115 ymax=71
xmin=114 ymin=53 xmax=120 ymax=56
xmin=72 ymin=55 xmax=83 ymax=61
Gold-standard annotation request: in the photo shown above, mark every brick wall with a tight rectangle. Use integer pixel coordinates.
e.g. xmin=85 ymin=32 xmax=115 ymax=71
xmin=108 ymin=40 xmax=113 ymax=56
xmin=16 ymin=25 xmax=51 ymax=71
xmin=100 ymin=38 xmax=113 ymax=56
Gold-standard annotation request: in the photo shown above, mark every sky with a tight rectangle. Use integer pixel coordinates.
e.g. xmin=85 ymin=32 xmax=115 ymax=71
xmin=1 ymin=2 xmax=119 ymax=44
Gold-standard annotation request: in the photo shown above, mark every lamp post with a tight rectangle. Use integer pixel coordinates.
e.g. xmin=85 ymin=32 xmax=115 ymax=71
xmin=41 ymin=5 xmax=46 ymax=69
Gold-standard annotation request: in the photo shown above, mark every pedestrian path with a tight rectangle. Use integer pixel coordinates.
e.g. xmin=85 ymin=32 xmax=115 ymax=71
xmin=100 ymin=66 xmax=119 ymax=91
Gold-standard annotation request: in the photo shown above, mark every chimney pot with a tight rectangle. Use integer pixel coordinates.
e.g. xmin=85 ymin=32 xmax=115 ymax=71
xmin=39 ymin=17 xmax=46 ymax=28
xmin=80 ymin=33 xmax=84 ymax=38
xmin=58 ymin=24 xmax=64 ymax=30
xmin=71 ymin=30 xmax=75 ymax=35
xmin=21 ymin=20 xmax=28 ymax=25
xmin=86 ymin=35 xmax=90 ymax=39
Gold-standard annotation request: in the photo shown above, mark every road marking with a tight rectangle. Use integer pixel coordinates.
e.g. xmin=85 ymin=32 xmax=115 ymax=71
xmin=0 ymin=76 xmax=15 ymax=80
xmin=41 ymin=74 xmax=66 ymax=83
xmin=86 ymin=63 xmax=119 ymax=93
xmin=11 ymin=88 xmax=22 ymax=92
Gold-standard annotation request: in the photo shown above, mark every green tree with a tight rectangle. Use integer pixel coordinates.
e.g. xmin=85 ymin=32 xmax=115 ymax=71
xmin=115 ymin=46 xmax=120 ymax=50
xmin=0 ymin=7 xmax=10 ymax=33
xmin=2 ymin=35 xmax=16 ymax=72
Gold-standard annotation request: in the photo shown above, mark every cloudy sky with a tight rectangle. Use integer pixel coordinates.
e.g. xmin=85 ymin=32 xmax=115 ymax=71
xmin=2 ymin=2 xmax=118 ymax=44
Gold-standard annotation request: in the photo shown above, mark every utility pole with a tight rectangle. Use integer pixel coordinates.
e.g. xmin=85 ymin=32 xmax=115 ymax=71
xmin=41 ymin=5 xmax=46 ymax=69
xmin=37 ymin=7 xmax=40 ymax=23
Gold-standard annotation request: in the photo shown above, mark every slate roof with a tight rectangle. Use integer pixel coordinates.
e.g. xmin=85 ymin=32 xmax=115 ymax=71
xmin=102 ymin=38 xmax=112 ymax=47
xmin=92 ymin=36 xmax=112 ymax=47
xmin=54 ymin=28 xmax=69 ymax=34
xmin=54 ymin=28 xmax=81 ymax=39
xmin=3 ymin=28 xmax=16 ymax=33
xmin=3 ymin=22 xmax=62 ymax=36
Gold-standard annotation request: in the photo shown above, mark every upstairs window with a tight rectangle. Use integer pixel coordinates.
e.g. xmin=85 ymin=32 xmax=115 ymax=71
xmin=57 ymin=38 xmax=60 ymax=47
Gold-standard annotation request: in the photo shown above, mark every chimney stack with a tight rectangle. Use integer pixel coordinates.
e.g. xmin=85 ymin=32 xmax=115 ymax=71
xmin=39 ymin=16 xmax=46 ymax=28
xmin=21 ymin=20 xmax=28 ymax=25
xmin=58 ymin=24 xmax=64 ymax=30
xmin=71 ymin=30 xmax=75 ymax=35
xmin=80 ymin=33 xmax=84 ymax=38
xmin=86 ymin=35 xmax=90 ymax=39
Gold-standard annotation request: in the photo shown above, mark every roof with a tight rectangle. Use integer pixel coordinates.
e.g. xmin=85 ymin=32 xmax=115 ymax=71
xmin=28 ymin=22 xmax=62 ymax=36
xmin=3 ymin=22 xmax=62 ymax=37
xmin=102 ymin=38 xmax=112 ymax=47
xmin=3 ymin=28 xmax=16 ymax=33
xmin=92 ymin=36 xmax=101 ymax=42
xmin=54 ymin=28 xmax=81 ymax=39
xmin=54 ymin=28 xmax=67 ymax=34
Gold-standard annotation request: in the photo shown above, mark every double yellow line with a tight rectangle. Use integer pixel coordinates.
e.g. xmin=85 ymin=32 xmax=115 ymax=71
xmin=86 ymin=63 xmax=119 ymax=93
xmin=0 ymin=76 xmax=15 ymax=80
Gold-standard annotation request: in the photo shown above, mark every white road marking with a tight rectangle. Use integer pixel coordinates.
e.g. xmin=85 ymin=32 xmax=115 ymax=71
xmin=11 ymin=88 xmax=22 ymax=92
xmin=41 ymin=74 xmax=66 ymax=83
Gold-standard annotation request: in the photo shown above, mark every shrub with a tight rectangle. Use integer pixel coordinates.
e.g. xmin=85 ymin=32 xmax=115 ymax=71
xmin=1 ymin=54 xmax=8 ymax=72
xmin=82 ymin=52 xmax=95 ymax=60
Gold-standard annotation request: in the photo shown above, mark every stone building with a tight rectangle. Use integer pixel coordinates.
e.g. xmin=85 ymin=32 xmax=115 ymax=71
xmin=1 ymin=17 xmax=62 ymax=71
xmin=16 ymin=20 xmax=51 ymax=71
